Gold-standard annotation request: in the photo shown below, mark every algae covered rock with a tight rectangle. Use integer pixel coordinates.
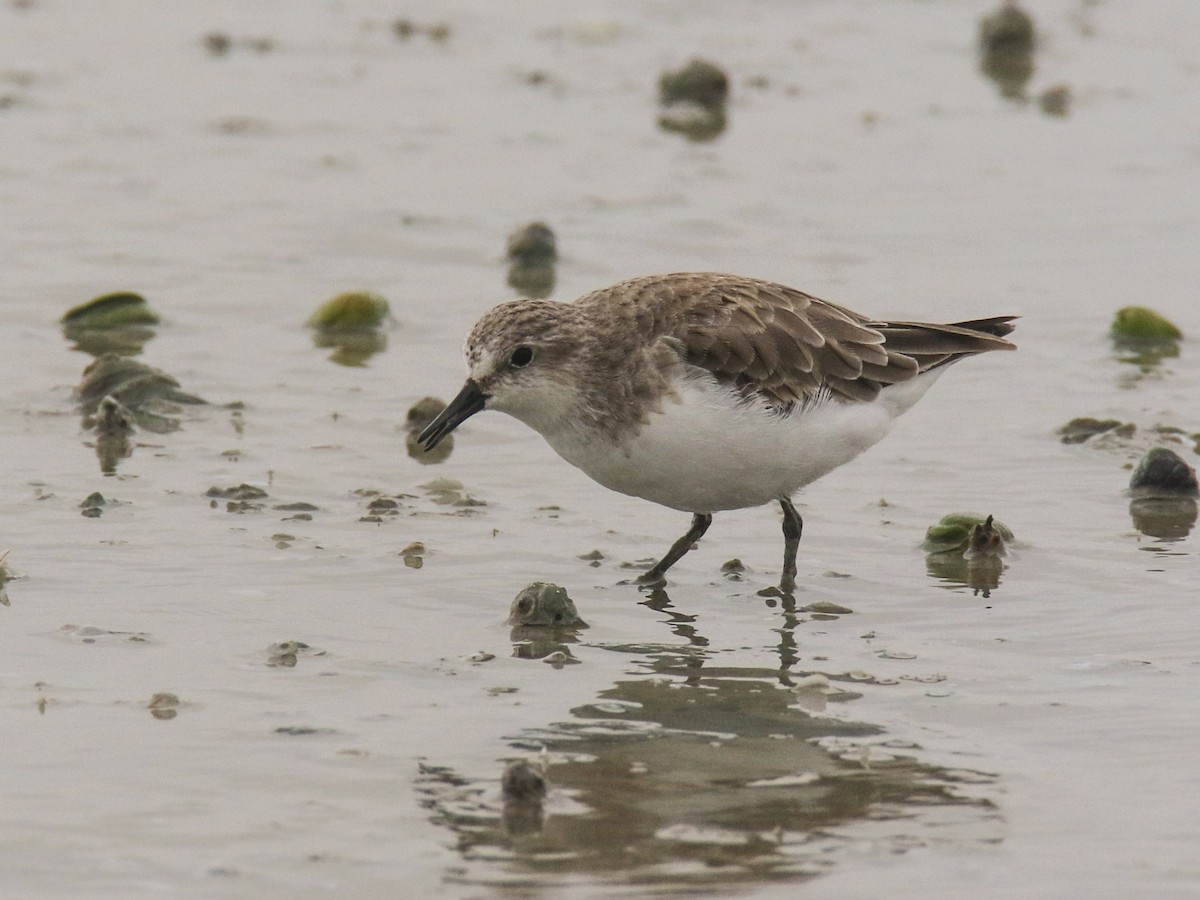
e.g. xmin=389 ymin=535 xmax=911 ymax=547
xmin=1129 ymin=447 xmax=1199 ymax=498
xmin=659 ymin=58 xmax=729 ymax=108
xmin=405 ymin=396 xmax=453 ymax=464
xmin=1110 ymin=307 xmax=1182 ymax=343
xmin=506 ymin=222 xmax=557 ymax=267
xmin=62 ymin=292 xmax=159 ymax=328
xmin=508 ymin=582 xmax=587 ymax=628
xmin=1057 ymin=417 xmax=1134 ymax=445
xmin=923 ymin=513 xmax=1013 ymax=555
xmin=506 ymin=222 xmax=557 ymax=299
xmin=307 ymin=292 xmax=390 ymax=330
xmin=1038 ymin=84 xmax=1072 ymax=118
xmin=1128 ymin=449 xmax=1198 ymax=539
xmin=924 ymin=513 xmax=1013 ymax=598
xmin=979 ymin=3 xmax=1034 ymax=56
xmin=406 ymin=397 xmax=446 ymax=433
xmin=308 ymin=292 xmax=390 ymax=366
xmin=62 ymin=291 xmax=159 ymax=356
xmin=1110 ymin=306 xmax=1181 ymax=377
xmin=978 ymin=2 xmax=1036 ymax=99
xmin=508 ymin=582 xmax=588 ymax=664
xmin=657 ymin=58 xmax=729 ymax=142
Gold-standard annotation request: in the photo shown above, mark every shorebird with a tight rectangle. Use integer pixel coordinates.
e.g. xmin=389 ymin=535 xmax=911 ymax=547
xmin=418 ymin=273 xmax=1016 ymax=591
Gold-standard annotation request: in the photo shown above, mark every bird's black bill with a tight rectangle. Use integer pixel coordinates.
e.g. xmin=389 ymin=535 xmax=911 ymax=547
xmin=417 ymin=379 xmax=488 ymax=450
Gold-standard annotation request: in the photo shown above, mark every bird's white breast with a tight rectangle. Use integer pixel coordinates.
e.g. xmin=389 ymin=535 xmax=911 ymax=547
xmin=541 ymin=369 xmax=943 ymax=513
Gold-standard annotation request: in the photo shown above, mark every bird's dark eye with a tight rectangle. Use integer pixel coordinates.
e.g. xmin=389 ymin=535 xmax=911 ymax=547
xmin=510 ymin=346 xmax=534 ymax=368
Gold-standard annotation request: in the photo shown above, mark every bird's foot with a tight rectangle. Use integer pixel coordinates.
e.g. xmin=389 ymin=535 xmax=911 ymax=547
xmin=632 ymin=569 xmax=668 ymax=590
xmin=757 ymin=580 xmax=797 ymax=605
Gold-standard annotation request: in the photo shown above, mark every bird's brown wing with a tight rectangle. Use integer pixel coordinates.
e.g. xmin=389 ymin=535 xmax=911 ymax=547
xmin=610 ymin=273 xmax=1016 ymax=409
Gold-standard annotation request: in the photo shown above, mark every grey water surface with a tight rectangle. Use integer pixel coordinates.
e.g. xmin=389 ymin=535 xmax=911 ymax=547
xmin=2 ymin=1 xmax=1199 ymax=897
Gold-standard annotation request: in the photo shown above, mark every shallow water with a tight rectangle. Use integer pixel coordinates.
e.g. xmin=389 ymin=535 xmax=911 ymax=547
xmin=3 ymin=1 xmax=1199 ymax=897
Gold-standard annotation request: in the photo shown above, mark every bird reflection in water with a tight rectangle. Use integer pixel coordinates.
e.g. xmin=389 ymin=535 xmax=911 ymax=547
xmin=424 ymin=588 xmax=999 ymax=891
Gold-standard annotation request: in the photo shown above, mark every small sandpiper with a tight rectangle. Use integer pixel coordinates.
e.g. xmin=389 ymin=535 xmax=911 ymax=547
xmin=419 ymin=272 xmax=1016 ymax=591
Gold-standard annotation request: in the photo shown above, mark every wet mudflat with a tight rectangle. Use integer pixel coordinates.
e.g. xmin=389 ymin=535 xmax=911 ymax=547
xmin=2 ymin=1 xmax=1199 ymax=897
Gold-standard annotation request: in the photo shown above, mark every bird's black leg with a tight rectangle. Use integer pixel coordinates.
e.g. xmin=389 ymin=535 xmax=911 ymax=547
xmin=779 ymin=498 xmax=803 ymax=593
xmin=638 ymin=513 xmax=713 ymax=586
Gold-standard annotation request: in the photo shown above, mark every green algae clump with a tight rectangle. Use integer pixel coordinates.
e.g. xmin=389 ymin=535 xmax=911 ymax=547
xmin=62 ymin=292 xmax=159 ymax=328
xmin=308 ymin=292 xmax=391 ymax=366
xmin=62 ymin=291 xmax=160 ymax=356
xmin=307 ymin=292 xmax=390 ymax=331
xmin=1111 ymin=307 xmax=1182 ymax=343
xmin=923 ymin=513 xmax=1013 ymax=555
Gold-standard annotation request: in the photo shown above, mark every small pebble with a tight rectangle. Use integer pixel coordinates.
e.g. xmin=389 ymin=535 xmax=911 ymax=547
xmin=1038 ymin=84 xmax=1071 ymax=117
xmin=204 ymin=32 xmax=232 ymax=56
xmin=506 ymin=222 xmax=557 ymax=267
xmin=979 ymin=3 xmax=1035 ymax=55
xmin=206 ymin=484 xmax=268 ymax=500
xmin=1057 ymin=417 xmax=1135 ymax=445
xmin=406 ymin=397 xmax=447 ymax=433
xmin=659 ymin=58 xmax=729 ymax=107
xmin=801 ymin=601 xmax=853 ymax=615
xmin=148 ymin=692 xmax=181 ymax=720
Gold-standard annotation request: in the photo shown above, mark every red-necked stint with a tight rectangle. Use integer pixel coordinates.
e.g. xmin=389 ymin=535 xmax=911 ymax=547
xmin=418 ymin=272 xmax=1016 ymax=592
